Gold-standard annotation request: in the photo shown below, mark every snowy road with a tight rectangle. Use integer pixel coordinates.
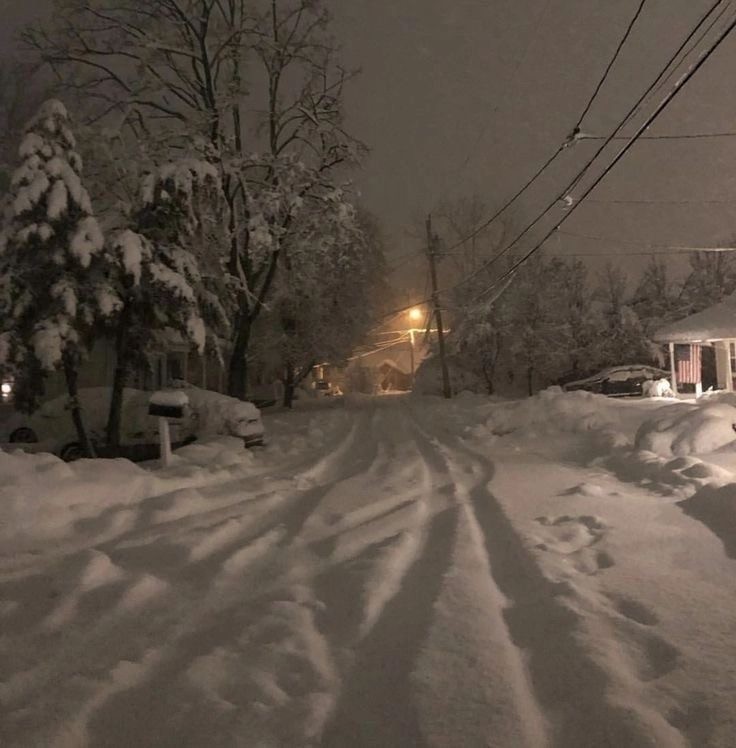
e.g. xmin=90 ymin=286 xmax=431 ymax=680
xmin=2 ymin=394 xmax=736 ymax=746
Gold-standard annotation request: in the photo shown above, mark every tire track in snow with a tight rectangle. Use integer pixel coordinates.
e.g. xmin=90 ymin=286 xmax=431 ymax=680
xmin=404 ymin=409 xmax=548 ymax=747
xmin=415 ymin=408 xmax=686 ymax=747
xmin=317 ymin=403 xmax=455 ymax=746
xmin=320 ymin=506 xmax=458 ymax=747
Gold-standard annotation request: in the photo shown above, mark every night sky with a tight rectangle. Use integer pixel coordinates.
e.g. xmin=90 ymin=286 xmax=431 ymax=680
xmin=4 ymin=0 xmax=736 ymax=288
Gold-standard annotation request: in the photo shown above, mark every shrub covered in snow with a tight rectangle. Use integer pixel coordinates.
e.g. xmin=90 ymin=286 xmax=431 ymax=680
xmin=635 ymin=401 xmax=736 ymax=457
xmin=413 ymin=354 xmax=485 ymax=396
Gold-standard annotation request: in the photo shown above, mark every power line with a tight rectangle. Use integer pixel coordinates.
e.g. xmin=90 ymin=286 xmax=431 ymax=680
xmin=565 ymin=1 xmax=727 ymax=198
xmin=580 ymin=130 xmax=736 ymax=141
xmin=630 ymin=0 xmax=732 ymax=124
xmin=443 ymin=0 xmax=655 ymax=254
xmin=557 ymin=229 xmax=736 ymax=251
xmin=551 ymin=248 xmax=734 ymax=256
xmin=574 ymin=0 xmax=647 ymax=128
xmin=448 ymin=0 xmax=727 ymax=294
xmin=371 ymin=2 xmax=729 ymax=328
xmin=482 ymin=8 xmax=736 ymax=299
xmin=585 ymin=197 xmax=736 ymax=205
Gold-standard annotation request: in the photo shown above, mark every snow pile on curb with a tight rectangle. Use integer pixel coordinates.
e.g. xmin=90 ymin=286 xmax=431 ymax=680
xmin=0 ymin=437 xmax=255 ymax=552
xmin=486 ymin=387 xmax=629 ymax=447
xmin=635 ymin=401 xmax=736 ymax=457
xmin=680 ymin=483 xmax=736 ymax=558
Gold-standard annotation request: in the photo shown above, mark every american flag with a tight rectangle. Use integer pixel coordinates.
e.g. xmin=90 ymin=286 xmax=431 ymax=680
xmin=675 ymin=344 xmax=702 ymax=384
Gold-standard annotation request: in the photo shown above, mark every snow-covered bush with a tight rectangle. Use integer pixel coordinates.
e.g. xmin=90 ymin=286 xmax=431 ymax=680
xmin=635 ymin=401 xmax=736 ymax=457
xmin=413 ymin=353 xmax=485 ymax=396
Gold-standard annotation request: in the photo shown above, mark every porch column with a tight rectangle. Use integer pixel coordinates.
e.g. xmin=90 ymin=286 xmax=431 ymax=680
xmin=727 ymin=341 xmax=734 ymax=393
xmin=668 ymin=342 xmax=678 ymax=396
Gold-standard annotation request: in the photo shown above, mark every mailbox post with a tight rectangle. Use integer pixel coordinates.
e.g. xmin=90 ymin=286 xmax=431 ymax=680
xmin=148 ymin=391 xmax=189 ymax=468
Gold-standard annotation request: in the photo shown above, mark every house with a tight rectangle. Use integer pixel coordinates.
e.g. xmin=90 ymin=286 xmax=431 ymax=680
xmin=345 ymin=330 xmax=432 ymax=393
xmin=38 ymin=337 xmax=228 ymax=402
xmin=653 ymin=294 xmax=736 ymax=395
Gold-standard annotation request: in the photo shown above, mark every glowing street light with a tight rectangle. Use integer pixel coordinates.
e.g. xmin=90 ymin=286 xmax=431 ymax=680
xmin=408 ymin=307 xmax=423 ymax=323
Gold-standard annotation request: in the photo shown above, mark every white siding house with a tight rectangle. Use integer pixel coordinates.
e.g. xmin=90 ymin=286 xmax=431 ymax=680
xmin=654 ymin=294 xmax=736 ymax=394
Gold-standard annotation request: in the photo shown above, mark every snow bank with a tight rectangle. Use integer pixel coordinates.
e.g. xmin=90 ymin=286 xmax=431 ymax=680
xmin=486 ymin=387 xmax=629 ymax=448
xmin=680 ymin=483 xmax=736 ymax=559
xmin=0 ymin=436 xmax=256 ymax=552
xmin=635 ymin=402 xmax=736 ymax=457
xmin=0 ymin=448 xmax=153 ymax=546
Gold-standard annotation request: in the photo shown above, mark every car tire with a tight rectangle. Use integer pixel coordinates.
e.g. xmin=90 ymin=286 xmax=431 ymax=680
xmin=9 ymin=427 xmax=38 ymax=443
xmin=59 ymin=442 xmax=85 ymax=462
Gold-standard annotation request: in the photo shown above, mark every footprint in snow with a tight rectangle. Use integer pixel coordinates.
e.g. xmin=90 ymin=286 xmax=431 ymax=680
xmin=612 ymin=595 xmax=659 ymax=626
xmin=534 ymin=515 xmax=611 ymax=575
xmin=609 ymin=596 xmax=680 ymax=681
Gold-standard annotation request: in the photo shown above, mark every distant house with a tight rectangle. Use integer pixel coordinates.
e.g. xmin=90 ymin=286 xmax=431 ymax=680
xmin=345 ymin=332 xmax=431 ymax=393
xmin=654 ymin=294 xmax=736 ymax=394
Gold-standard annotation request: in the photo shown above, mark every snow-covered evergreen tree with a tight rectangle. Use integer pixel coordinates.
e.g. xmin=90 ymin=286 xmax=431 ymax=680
xmin=0 ymin=99 xmax=119 ymax=455
xmin=105 ymin=160 xmax=224 ymax=446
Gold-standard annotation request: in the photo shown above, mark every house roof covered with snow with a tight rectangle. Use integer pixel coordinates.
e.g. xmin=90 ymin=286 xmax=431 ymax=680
xmin=654 ymin=295 xmax=736 ymax=343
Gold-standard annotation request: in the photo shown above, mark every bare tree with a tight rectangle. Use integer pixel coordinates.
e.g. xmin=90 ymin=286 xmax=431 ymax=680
xmin=24 ymin=0 xmax=364 ymax=398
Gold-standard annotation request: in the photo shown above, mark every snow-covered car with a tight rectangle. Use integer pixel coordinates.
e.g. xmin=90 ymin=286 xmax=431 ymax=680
xmin=173 ymin=385 xmax=265 ymax=447
xmin=563 ymin=365 xmax=670 ymax=397
xmin=1 ymin=387 xmax=198 ymax=461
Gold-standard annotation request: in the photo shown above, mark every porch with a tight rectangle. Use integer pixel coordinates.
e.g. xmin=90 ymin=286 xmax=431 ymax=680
xmin=654 ymin=295 xmax=736 ymax=395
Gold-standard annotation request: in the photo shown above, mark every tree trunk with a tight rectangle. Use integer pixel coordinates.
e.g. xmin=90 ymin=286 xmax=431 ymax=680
xmin=106 ymin=306 xmax=132 ymax=449
xmin=227 ymin=314 xmax=252 ymax=400
xmin=527 ymin=366 xmax=534 ymax=397
xmin=63 ymin=356 xmax=96 ymax=458
xmin=283 ymin=361 xmax=295 ymax=409
xmin=484 ymin=371 xmax=495 ymax=396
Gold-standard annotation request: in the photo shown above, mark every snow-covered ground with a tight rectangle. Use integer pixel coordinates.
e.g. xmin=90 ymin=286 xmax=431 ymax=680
xmin=3 ymin=391 xmax=736 ymax=746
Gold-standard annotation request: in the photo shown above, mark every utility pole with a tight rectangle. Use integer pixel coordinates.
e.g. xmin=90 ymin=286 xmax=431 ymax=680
xmin=426 ymin=214 xmax=452 ymax=399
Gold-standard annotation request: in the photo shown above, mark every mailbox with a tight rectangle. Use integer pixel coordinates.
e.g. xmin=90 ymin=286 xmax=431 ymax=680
xmin=148 ymin=401 xmax=187 ymax=419
xmin=149 ymin=391 xmax=190 ymax=467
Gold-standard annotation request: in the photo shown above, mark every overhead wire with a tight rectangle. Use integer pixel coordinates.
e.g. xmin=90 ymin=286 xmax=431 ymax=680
xmin=584 ymin=197 xmax=736 ymax=205
xmin=557 ymin=229 xmax=736 ymax=251
xmin=446 ymin=0 xmax=728 ymax=297
xmin=574 ymin=0 xmax=648 ymax=127
xmin=566 ymin=0 xmax=729 ymax=192
xmin=368 ymin=1 xmax=730 ymax=327
xmin=442 ymin=0 xmax=652 ymax=254
xmin=480 ymin=8 xmax=736 ymax=299
xmin=628 ymin=0 xmax=732 ymax=124
xmin=580 ymin=130 xmax=736 ymax=141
